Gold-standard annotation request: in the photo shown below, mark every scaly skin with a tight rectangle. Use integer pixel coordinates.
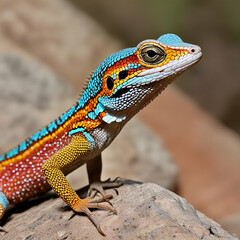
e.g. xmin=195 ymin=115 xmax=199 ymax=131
xmin=0 ymin=34 xmax=202 ymax=235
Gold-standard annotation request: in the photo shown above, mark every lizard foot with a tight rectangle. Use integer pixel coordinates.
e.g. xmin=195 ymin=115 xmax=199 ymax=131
xmin=88 ymin=177 xmax=122 ymax=198
xmin=72 ymin=197 xmax=117 ymax=236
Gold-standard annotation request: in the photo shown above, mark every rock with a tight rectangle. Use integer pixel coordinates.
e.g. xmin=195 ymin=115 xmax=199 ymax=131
xmin=1 ymin=181 xmax=237 ymax=240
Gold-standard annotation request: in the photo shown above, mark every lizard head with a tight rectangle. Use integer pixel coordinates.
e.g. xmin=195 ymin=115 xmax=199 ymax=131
xmin=79 ymin=34 xmax=202 ymax=124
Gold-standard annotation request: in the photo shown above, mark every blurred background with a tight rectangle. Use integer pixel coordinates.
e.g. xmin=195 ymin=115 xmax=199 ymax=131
xmin=0 ymin=0 xmax=239 ymax=237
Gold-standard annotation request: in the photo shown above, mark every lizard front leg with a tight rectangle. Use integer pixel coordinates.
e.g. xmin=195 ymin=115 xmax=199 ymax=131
xmin=42 ymin=134 xmax=116 ymax=236
xmin=87 ymin=154 xmax=122 ymax=199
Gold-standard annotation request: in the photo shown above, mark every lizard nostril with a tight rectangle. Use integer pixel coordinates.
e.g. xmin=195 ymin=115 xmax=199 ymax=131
xmin=189 ymin=46 xmax=201 ymax=54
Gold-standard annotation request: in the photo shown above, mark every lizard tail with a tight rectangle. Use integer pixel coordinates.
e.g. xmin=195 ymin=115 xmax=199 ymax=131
xmin=0 ymin=191 xmax=9 ymax=220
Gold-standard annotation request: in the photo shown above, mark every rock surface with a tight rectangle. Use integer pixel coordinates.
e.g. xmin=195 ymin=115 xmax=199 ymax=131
xmin=1 ymin=181 xmax=237 ymax=240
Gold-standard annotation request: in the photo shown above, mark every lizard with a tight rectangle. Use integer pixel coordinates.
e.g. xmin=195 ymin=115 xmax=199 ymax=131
xmin=0 ymin=34 xmax=202 ymax=235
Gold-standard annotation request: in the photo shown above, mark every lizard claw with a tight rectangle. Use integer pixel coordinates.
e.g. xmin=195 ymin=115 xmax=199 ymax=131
xmin=72 ymin=197 xmax=117 ymax=236
xmin=102 ymin=177 xmax=122 ymax=183
xmin=79 ymin=205 xmax=106 ymax=236
xmin=90 ymin=194 xmax=114 ymax=207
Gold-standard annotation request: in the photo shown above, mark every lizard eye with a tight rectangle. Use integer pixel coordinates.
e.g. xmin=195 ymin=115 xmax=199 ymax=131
xmin=140 ymin=44 xmax=165 ymax=65
xmin=106 ymin=76 xmax=114 ymax=90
